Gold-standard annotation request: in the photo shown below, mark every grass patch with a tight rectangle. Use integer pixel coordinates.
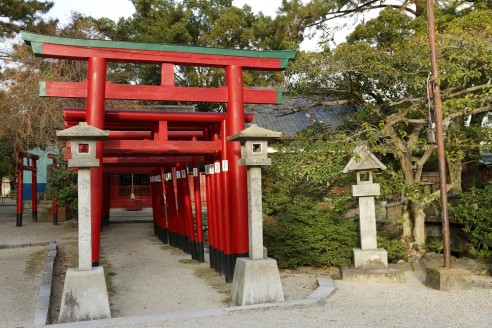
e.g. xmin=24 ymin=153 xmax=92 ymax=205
xmin=25 ymin=248 xmax=47 ymax=276
xmin=179 ymin=258 xmax=198 ymax=264
xmin=99 ymin=256 xmax=117 ymax=298
xmin=194 ymin=267 xmax=231 ymax=305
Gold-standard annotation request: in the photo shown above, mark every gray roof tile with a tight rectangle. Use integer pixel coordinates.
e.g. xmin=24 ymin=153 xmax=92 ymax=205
xmin=247 ymin=98 xmax=351 ymax=136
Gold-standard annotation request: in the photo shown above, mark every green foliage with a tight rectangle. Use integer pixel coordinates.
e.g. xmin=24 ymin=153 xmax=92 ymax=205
xmin=0 ymin=0 xmax=56 ymax=38
xmin=450 ymin=185 xmax=492 ymax=259
xmin=425 ymin=237 xmax=444 ymax=254
xmin=264 ymin=195 xmax=358 ymax=268
xmin=46 ymin=153 xmax=78 ymax=217
xmin=263 ymin=126 xmax=362 ymax=268
xmin=263 ymin=125 xmax=354 ymax=216
xmin=378 ymin=235 xmax=408 ymax=263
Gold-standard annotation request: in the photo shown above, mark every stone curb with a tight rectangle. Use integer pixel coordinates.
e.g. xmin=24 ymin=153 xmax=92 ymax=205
xmin=0 ymin=242 xmax=50 ymax=249
xmin=47 ymin=277 xmax=337 ymax=327
xmin=34 ymin=241 xmax=58 ymax=327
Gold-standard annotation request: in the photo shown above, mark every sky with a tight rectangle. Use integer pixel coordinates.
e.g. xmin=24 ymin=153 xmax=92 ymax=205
xmin=45 ymin=0 xmax=325 ymax=50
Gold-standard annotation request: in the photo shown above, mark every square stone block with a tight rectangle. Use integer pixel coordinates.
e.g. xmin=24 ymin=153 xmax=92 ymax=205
xmin=353 ymin=248 xmax=388 ymax=269
xmin=425 ymin=266 xmax=471 ymax=292
xmin=231 ymin=257 xmax=284 ymax=306
xmin=58 ymin=267 xmax=111 ymax=323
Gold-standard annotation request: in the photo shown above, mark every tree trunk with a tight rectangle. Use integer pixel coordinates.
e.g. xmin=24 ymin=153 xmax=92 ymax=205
xmin=411 ymin=201 xmax=426 ymax=250
xmin=447 ymin=156 xmax=462 ymax=193
xmin=414 ymin=0 xmax=427 ymax=17
xmin=401 ymin=203 xmax=412 ymax=243
xmin=399 ymin=149 xmax=427 ymax=254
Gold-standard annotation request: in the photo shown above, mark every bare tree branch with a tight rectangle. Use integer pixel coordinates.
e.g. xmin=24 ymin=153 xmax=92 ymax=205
xmin=415 ymin=145 xmax=435 ymax=182
xmin=442 ymin=83 xmax=492 ymax=99
xmin=305 ymin=3 xmax=417 ymax=28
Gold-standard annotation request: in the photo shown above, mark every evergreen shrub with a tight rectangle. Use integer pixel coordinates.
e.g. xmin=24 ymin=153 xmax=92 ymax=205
xmin=264 ymin=195 xmax=359 ymax=268
xmin=450 ymin=185 xmax=492 ymax=259
xmin=377 ymin=235 xmax=408 ymax=263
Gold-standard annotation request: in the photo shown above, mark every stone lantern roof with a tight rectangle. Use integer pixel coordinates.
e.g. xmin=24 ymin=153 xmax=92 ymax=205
xmin=228 ymin=124 xmax=282 ymax=142
xmin=56 ymin=122 xmax=109 ymax=140
xmin=342 ymin=144 xmax=387 ymax=173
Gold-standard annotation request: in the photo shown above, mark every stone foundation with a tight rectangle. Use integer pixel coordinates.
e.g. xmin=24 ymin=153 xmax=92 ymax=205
xmin=231 ymin=257 xmax=284 ymax=306
xmin=425 ymin=266 xmax=471 ymax=291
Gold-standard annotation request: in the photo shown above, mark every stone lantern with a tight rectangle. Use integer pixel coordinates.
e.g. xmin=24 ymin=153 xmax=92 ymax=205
xmin=227 ymin=124 xmax=284 ymax=306
xmin=56 ymin=122 xmax=111 ymax=322
xmin=343 ymin=144 xmax=389 ymax=269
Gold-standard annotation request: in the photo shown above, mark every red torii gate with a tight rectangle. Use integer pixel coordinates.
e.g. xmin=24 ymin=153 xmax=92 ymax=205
xmin=23 ymin=32 xmax=296 ymax=281
xmin=16 ymin=151 xmax=39 ymax=227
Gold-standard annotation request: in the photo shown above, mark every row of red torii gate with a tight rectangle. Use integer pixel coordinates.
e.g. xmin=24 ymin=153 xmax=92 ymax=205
xmin=22 ymin=32 xmax=296 ymax=282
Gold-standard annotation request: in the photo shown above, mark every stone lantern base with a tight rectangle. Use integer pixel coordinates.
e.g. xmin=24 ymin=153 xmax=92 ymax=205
xmin=340 ymin=248 xmax=405 ymax=283
xmin=231 ymin=257 xmax=284 ymax=306
xmin=353 ymin=248 xmax=388 ymax=269
xmin=58 ymin=267 xmax=111 ymax=323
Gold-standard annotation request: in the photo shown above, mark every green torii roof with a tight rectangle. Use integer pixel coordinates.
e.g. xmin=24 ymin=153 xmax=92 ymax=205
xmin=22 ymin=32 xmax=297 ymax=69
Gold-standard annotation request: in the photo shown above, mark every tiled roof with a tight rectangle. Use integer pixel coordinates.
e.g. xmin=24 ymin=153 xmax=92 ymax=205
xmin=247 ymin=98 xmax=350 ymax=136
xmin=481 ymin=152 xmax=492 ymax=165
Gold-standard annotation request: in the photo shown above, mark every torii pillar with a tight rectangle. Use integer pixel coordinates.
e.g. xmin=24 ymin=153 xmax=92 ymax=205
xmin=226 ymin=65 xmax=249 ymax=271
xmin=87 ymin=57 xmax=106 ymax=267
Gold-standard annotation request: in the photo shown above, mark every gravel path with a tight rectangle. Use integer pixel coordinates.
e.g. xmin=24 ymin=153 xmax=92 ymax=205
xmin=107 ymin=271 xmax=491 ymax=328
xmin=1 ymin=204 xmax=491 ymax=328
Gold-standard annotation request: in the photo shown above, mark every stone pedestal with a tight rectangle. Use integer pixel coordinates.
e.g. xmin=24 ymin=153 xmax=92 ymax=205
xmin=353 ymin=248 xmax=388 ymax=269
xmin=231 ymin=257 xmax=284 ymax=306
xmin=58 ymin=267 xmax=111 ymax=323
xmin=341 ymin=265 xmax=405 ymax=283
xmin=425 ymin=267 xmax=471 ymax=291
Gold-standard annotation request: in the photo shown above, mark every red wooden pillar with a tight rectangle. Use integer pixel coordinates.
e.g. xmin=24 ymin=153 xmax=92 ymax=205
xmin=172 ymin=166 xmax=180 ymax=248
xmin=53 ymin=196 xmax=58 ymax=225
xmin=182 ymin=165 xmax=197 ymax=259
xmin=160 ymin=168 xmax=168 ymax=244
xmin=220 ymin=121 xmax=234 ymax=282
xmin=151 ymin=172 xmax=159 ymax=237
xmin=212 ymin=128 xmax=224 ymax=274
xmin=16 ymin=153 xmax=23 ymax=227
xmin=151 ymin=171 xmax=166 ymax=242
xmin=165 ymin=167 xmax=178 ymax=247
xmin=175 ymin=163 xmax=186 ymax=252
xmin=101 ymin=174 xmax=110 ymax=227
xmin=192 ymin=156 xmax=205 ymax=262
xmin=225 ymin=65 xmax=249 ymax=262
xmin=205 ymin=161 xmax=216 ymax=269
xmin=86 ymin=57 xmax=107 ymax=267
xmin=31 ymin=159 xmax=38 ymax=222
xmin=214 ymin=158 xmax=225 ymax=274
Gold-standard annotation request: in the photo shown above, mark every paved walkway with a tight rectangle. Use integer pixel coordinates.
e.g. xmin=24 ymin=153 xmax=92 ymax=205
xmin=100 ymin=223 xmax=226 ymax=317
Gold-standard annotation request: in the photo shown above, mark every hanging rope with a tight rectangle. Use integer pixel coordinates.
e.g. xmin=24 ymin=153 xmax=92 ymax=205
xmin=130 ymin=174 xmax=136 ymax=200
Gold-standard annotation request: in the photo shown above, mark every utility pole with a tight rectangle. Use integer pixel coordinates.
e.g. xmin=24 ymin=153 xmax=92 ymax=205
xmin=427 ymin=0 xmax=451 ymax=267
